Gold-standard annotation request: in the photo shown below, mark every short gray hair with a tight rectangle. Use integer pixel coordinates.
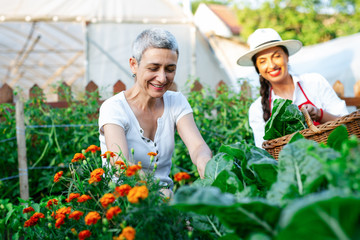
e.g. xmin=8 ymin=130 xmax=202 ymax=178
xmin=132 ymin=28 xmax=179 ymax=64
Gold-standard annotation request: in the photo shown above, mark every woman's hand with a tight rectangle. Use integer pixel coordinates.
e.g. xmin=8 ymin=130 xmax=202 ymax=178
xmin=302 ymin=104 xmax=340 ymax=124
xmin=302 ymin=104 xmax=321 ymax=122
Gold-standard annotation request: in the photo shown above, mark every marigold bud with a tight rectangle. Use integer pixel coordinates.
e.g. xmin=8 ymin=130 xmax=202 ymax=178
xmin=108 ymin=181 xmax=116 ymax=190
xmin=102 ymin=218 xmax=109 ymax=226
xmin=71 ymin=228 xmax=77 ymax=235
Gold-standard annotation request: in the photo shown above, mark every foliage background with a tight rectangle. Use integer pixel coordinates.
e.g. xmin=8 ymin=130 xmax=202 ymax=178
xmin=0 ymin=81 xmax=254 ymax=203
xmin=191 ymin=0 xmax=360 ymax=45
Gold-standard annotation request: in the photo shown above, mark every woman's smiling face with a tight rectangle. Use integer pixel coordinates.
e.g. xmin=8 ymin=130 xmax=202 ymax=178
xmin=130 ymin=47 xmax=178 ymax=98
xmin=255 ymin=46 xmax=289 ymax=84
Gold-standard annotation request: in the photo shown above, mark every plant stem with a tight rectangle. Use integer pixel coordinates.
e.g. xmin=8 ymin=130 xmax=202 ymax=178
xmin=294 ymin=162 xmax=303 ymax=195
xmin=206 ymin=215 xmax=222 ymax=237
xmin=238 ymin=206 xmax=276 ymax=236
xmin=315 ymin=206 xmax=350 ymax=240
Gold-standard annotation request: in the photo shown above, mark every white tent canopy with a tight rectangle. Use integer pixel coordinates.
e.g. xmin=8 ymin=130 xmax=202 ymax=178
xmin=291 ymin=33 xmax=360 ymax=97
xmin=0 ymin=0 xmax=233 ymax=101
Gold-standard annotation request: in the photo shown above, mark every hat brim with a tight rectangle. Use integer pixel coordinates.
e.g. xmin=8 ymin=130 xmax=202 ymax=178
xmin=237 ymin=40 xmax=302 ymax=66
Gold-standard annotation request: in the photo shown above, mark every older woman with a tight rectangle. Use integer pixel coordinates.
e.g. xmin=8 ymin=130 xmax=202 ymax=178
xmin=237 ymin=28 xmax=348 ymax=148
xmin=99 ymin=28 xmax=212 ymax=189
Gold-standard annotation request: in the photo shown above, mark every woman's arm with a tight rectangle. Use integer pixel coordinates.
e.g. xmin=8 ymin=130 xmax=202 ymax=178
xmin=176 ymin=113 xmax=212 ymax=179
xmin=103 ymin=123 xmax=129 ymax=165
xmin=302 ymin=104 xmax=339 ymax=124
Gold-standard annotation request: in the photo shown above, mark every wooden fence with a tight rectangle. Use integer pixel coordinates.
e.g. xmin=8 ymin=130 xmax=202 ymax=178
xmin=0 ymin=79 xmax=251 ymax=106
xmin=1 ymin=79 xmax=360 ymax=106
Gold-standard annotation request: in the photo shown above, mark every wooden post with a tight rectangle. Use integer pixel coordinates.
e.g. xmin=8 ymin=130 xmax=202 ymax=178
xmin=15 ymin=95 xmax=29 ymax=200
xmin=333 ymin=80 xmax=344 ymax=98
xmin=0 ymin=83 xmax=14 ymax=103
xmin=191 ymin=80 xmax=203 ymax=92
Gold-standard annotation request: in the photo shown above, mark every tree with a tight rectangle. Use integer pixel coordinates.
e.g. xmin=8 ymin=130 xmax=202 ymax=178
xmin=234 ymin=0 xmax=360 ymax=45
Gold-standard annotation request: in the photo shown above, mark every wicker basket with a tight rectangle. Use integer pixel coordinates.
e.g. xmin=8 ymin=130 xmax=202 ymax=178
xmin=262 ymin=109 xmax=360 ymax=160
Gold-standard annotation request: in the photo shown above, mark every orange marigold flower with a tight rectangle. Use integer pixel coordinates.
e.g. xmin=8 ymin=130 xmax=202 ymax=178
xmin=84 ymin=211 xmax=101 ymax=225
xmin=78 ymin=230 xmax=92 ymax=240
xmin=54 ymin=171 xmax=63 ymax=183
xmin=65 ymin=193 xmax=80 ymax=203
xmin=24 ymin=218 xmax=37 ymax=228
xmin=88 ymin=168 xmax=105 ymax=184
xmin=71 ymin=153 xmax=86 ymax=163
xmin=77 ymin=194 xmax=92 ymax=203
xmin=127 ymin=185 xmax=149 ymax=204
xmin=23 ymin=206 xmax=35 ymax=214
xmin=55 ymin=215 xmax=66 ymax=229
xmin=120 ymin=226 xmax=136 ymax=240
xmin=114 ymin=184 xmax=132 ymax=197
xmin=100 ymin=193 xmax=116 ymax=208
xmin=24 ymin=212 xmax=45 ymax=228
xmin=100 ymin=151 xmax=116 ymax=159
xmin=68 ymin=211 xmax=84 ymax=221
xmin=32 ymin=212 xmax=45 ymax=220
xmin=85 ymin=145 xmax=101 ymax=153
xmin=54 ymin=206 xmax=71 ymax=219
xmin=147 ymin=152 xmax=157 ymax=157
xmin=106 ymin=206 xmax=122 ymax=220
xmin=125 ymin=165 xmax=142 ymax=177
xmin=24 ymin=219 xmax=36 ymax=228
xmin=115 ymin=160 xmax=127 ymax=169
xmin=174 ymin=172 xmax=191 ymax=182
xmin=46 ymin=199 xmax=58 ymax=209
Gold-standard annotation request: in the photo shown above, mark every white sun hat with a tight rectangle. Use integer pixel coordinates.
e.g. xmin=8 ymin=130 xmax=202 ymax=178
xmin=237 ymin=28 xmax=303 ymax=66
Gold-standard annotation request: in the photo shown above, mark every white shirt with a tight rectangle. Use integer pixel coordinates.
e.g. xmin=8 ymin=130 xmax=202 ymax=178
xmin=249 ymin=73 xmax=349 ymax=148
xmin=98 ymin=91 xmax=193 ymax=188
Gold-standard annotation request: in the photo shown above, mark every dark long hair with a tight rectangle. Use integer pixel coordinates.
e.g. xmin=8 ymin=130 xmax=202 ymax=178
xmin=252 ymin=46 xmax=289 ymax=121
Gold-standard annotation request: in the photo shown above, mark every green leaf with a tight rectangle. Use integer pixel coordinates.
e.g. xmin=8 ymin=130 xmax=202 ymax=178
xmin=247 ymin=147 xmax=278 ymax=188
xmin=318 ymin=135 xmax=360 ymax=191
xmin=278 ymin=190 xmax=360 ymax=240
xmin=327 ymin=125 xmax=349 ymax=151
xmin=215 ymin=198 xmax=281 ymax=237
xmin=212 ymin=170 xmax=244 ymax=194
xmin=264 ymin=99 xmax=292 ymax=140
xmin=219 ymin=142 xmax=247 ymax=161
xmin=192 ymin=178 xmax=214 ymax=187
xmin=171 ymin=186 xmax=235 ymax=215
xmin=288 ymin=132 xmax=304 ymax=144
xmin=204 ymin=153 xmax=234 ymax=182
xmin=171 ymin=186 xmax=281 ymax=238
xmin=267 ymin=139 xmax=338 ymax=206
xmin=264 ymin=99 xmax=307 ymax=140
xmin=247 ymin=159 xmax=278 ymax=189
xmin=281 ymin=104 xmax=305 ymax=124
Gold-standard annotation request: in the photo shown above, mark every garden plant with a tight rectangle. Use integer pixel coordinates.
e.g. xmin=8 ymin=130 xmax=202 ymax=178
xmin=1 ymin=82 xmax=359 ymax=239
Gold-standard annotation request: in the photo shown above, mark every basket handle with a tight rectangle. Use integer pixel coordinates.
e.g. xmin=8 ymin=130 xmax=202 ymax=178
xmin=300 ymin=106 xmax=321 ymax=134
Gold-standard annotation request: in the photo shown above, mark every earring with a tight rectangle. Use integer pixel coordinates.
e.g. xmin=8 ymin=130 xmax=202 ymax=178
xmin=132 ymin=73 xmax=136 ymax=78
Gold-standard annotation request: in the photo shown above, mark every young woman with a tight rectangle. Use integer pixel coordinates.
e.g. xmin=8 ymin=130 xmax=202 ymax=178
xmin=237 ymin=28 xmax=348 ymax=148
xmin=98 ymin=28 xmax=212 ymax=190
